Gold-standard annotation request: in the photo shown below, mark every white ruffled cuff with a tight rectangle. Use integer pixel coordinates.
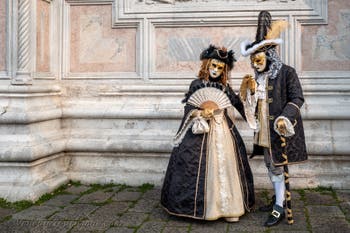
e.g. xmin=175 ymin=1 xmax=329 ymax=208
xmin=241 ymin=89 xmax=259 ymax=130
xmin=273 ymin=116 xmax=295 ymax=137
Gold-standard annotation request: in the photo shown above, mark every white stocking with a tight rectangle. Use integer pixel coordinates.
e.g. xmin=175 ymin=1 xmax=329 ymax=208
xmin=271 ymin=174 xmax=285 ymax=208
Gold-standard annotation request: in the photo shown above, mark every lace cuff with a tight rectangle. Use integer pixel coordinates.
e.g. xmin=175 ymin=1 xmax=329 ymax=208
xmin=241 ymin=89 xmax=259 ymax=130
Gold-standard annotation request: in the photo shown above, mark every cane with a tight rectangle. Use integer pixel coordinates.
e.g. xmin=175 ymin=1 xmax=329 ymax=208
xmin=280 ymin=136 xmax=294 ymax=224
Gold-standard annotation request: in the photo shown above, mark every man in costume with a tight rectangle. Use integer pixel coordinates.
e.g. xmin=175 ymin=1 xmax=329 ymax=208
xmin=161 ymin=45 xmax=255 ymax=222
xmin=240 ymin=11 xmax=307 ymax=227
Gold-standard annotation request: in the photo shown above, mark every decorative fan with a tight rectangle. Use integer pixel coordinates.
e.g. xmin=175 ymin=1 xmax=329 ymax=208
xmin=187 ymin=87 xmax=232 ymax=110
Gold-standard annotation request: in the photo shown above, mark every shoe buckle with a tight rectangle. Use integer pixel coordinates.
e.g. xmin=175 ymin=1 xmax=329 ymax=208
xmin=271 ymin=210 xmax=280 ymax=218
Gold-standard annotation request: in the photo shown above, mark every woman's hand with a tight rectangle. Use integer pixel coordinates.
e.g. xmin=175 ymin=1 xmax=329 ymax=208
xmin=201 ymin=108 xmax=214 ymax=119
xmin=191 ymin=109 xmax=202 ymax=118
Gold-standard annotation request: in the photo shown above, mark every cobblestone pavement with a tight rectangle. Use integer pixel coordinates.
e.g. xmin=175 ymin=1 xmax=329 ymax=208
xmin=0 ymin=183 xmax=349 ymax=233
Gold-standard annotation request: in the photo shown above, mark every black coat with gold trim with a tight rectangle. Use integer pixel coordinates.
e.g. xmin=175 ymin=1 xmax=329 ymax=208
xmin=252 ymin=64 xmax=307 ymax=166
xmin=161 ymin=79 xmax=255 ymax=219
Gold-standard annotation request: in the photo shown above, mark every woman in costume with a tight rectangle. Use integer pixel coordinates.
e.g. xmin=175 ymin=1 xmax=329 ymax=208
xmin=161 ymin=45 xmax=255 ymax=222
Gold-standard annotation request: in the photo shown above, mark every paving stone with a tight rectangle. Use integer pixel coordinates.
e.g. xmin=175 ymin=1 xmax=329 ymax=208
xmin=129 ymin=199 xmax=158 ymax=213
xmin=290 ymin=191 xmax=301 ymax=200
xmin=306 ymin=205 xmax=344 ymax=217
xmin=148 ymin=206 xmax=169 ymax=221
xmin=75 ymin=190 xmax=113 ymax=204
xmin=42 ymin=194 xmax=79 ymax=207
xmin=336 ymin=190 xmax=350 ymax=203
xmin=267 ymin=211 xmax=308 ymax=231
xmin=309 ymin=215 xmax=350 ymax=233
xmin=12 ymin=205 xmax=60 ymax=220
xmin=191 ymin=220 xmax=227 ymax=233
xmin=114 ymin=212 xmax=148 ymax=227
xmin=65 ymin=185 xmax=90 ymax=195
xmin=163 ymin=226 xmax=189 ymax=233
xmin=5 ymin=187 xmax=350 ymax=233
xmin=127 ymin=186 xmax=142 ymax=191
xmin=289 ymin=199 xmax=305 ymax=211
xmin=167 ymin=215 xmax=195 ymax=227
xmin=339 ymin=201 xmax=350 ymax=218
xmin=70 ymin=220 xmax=111 ymax=232
xmin=89 ymin=202 xmax=130 ymax=223
xmin=0 ymin=219 xmax=76 ymax=233
xmin=106 ymin=226 xmax=135 ymax=233
xmin=0 ymin=208 xmax=16 ymax=219
xmin=142 ymin=188 xmax=161 ymax=200
xmin=112 ymin=190 xmax=142 ymax=202
xmin=227 ymin=211 xmax=267 ymax=232
xmin=49 ymin=204 xmax=98 ymax=221
xmin=137 ymin=221 xmax=166 ymax=233
xmin=271 ymin=231 xmax=310 ymax=233
xmin=304 ymin=191 xmax=337 ymax=205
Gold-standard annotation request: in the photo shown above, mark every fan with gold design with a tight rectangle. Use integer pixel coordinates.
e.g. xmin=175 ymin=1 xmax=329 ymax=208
xmin=187 ymin=87 xmax=232 ymax=110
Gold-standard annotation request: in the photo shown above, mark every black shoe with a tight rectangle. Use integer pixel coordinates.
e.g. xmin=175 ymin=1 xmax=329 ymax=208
xmin=264 ymin=205 xmax=285 ymax=227
xmin=259 ymin=195 xmax=276 ymax=212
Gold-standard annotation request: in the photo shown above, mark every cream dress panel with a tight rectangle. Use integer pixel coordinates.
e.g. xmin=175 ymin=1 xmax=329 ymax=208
xmin=205 ymin=112 xmax=245 ymax=220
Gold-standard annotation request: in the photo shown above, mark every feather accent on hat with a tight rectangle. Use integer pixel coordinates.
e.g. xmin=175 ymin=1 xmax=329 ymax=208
xmin=240 ymin=11 xmax=288 ymax=57
xmin=265 ymin=20 xmax=289 ymax=40
xmin=200 ymin=44 xmax=236 ymax=70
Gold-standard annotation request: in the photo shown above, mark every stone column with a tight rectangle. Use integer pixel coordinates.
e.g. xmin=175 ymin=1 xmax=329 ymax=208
xmin=11 ymin=0 xmax=33 ymax=85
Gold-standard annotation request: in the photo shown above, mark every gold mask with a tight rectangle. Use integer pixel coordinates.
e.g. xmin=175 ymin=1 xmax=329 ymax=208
xmin=208 ymin=59 xmax=225 ymax=78
xmin=250 ymin=52 xmax=267 ymax=72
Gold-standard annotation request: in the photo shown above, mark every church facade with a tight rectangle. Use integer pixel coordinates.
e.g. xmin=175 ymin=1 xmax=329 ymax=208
xmin=0 ymin=0 xmax=349 ymax=201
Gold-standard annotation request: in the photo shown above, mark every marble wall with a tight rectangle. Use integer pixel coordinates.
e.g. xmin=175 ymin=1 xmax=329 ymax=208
xmin=155 ymin=26 xmax=255 ymax=73
xmin=69 ymin=5 xmax=136 ymax=73
xmin=302 ymin=0 xmax=350 ymax=71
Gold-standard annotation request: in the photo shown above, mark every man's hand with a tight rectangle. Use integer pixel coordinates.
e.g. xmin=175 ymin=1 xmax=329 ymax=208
xmin=240 ymin=74 xmax=255 ymax=101
xmin=247 ymin=75 xmax=256 ymax=95
xmin=276 ymin=118 xmax=287 ymax=136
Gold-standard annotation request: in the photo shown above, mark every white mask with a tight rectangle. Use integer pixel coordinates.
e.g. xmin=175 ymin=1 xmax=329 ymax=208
xmin=251 ymin=52 xmax=267 ymax=72
xmin=208 ymin=59 xmax=225 ymax=78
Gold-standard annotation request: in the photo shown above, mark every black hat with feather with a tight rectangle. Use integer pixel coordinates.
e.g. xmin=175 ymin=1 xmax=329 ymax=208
xmin=200 ymin=45 xmax=236 ymax=71
xmin=241 ymin=11 xmax=288 ymax=57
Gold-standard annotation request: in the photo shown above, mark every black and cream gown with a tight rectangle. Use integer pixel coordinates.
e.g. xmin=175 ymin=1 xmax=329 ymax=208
xmin=161 ymin=78 xmax=255 ymax=220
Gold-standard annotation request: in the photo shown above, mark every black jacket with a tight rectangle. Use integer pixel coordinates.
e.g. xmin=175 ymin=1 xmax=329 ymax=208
xmin=252 ymin=64 xmax=307 ymax=166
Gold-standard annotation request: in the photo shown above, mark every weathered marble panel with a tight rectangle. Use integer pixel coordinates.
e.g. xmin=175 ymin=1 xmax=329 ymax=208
xmin=67 ymin=152 xmax=169 ymax=186
xmin=302 ymin=0 xmax=350 ymax=71
xmin=0 ymin=0 xmax=6 ymax=72
xmin=70 ymin=5 xmax=136 ymax=73
xmin=155 ymin=26 xmax=256 ymax=73
xmin=36 ymin=0 xmax=51 ymax=73
xmin=0 ymin=153 xmax=70 ymax=201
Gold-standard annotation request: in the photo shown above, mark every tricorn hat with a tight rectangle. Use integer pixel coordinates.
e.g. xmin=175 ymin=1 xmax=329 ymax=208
xmin=200 ymin=45 xmax=236 ymax=70
xmin=240 ymin=11 xmax=288 ymax=57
